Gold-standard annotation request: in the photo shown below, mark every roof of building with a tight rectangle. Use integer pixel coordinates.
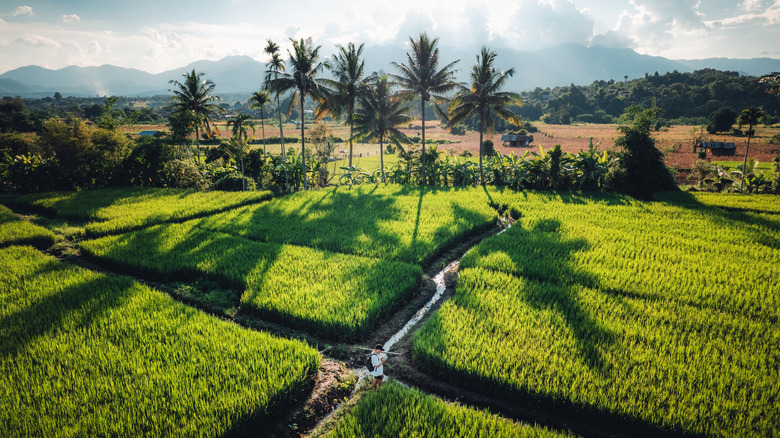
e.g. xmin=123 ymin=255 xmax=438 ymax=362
xmin=701 ymin=142 xmax=736 ymax=149
xmin=501 ymin=134 xmax=530 ymax=141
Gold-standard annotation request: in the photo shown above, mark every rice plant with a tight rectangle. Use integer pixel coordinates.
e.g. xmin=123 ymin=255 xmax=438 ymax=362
xmin=0 ymin=245 xmax=319 ymax=437
xmin=80 ymin=221 xmax=422 ymax=340
xmin=414 ymin=191 xmax=780 ymax=437
xmin=326 ymin=382 xmax=574 ymax=438
xmin=0 ymin=204 xmax=55 ymax=248
xmin=0 ymin=187 xmax=273 ymax=236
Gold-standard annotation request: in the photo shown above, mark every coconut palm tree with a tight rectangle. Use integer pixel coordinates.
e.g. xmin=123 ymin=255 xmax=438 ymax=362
xmin=737 ymin=106 xmax=766 ymax=192
xmin=264 ymin=40 xmax=286 ymax=158
xmin=352 ymin=73 xmax=413 ymax=182
xmin=227 ymin=113 xmax=255 ymax=191
xmin=318 ymin=42 xmax=366 ymax=167
xmin=264 ymin=40 xmax=290 ymax=192
xmin=446 ymin=47 xmax=522 ymax=184
xmin=392 ymin=33 xmax=459 ymax=184
xmin=249 ymin=90 xmax=271 ymax=156
xmin=265 ymin=37 xmax=328 ymax=189
xmin=167 ymin=69 xmax=223 ymax=158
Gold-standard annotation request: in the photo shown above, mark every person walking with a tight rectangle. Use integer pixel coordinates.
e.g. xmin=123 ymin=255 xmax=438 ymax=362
xmin=370 ymin=343 xmax=387 ymax=389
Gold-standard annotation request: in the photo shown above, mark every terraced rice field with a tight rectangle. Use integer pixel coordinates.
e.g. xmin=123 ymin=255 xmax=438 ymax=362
xmin=413 ymin=191 xmax=780 ymax=437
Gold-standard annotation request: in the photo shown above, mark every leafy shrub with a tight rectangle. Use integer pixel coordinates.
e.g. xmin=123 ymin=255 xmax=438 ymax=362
xmin=212 ymin=174 xmax=256 ymax=191
xmin=162 ymin=159 xmax=206 ymax=189
xmin=481 ymin=140 xmax=495 ymax=156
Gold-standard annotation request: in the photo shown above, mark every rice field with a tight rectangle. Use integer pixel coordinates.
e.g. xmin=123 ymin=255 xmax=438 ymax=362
xmin=324 ymin=382 xmax=575 ymax=438
xmin=0 ymin=204 xmax=56 ymax=248
xmin=193 ymin=184 xmax=500 ymax=265
xmin=0 ymin=245 xmax=319 ymax=437
xmin=413 ymin=191 xmax=780 ymax=437
xmin=0 ymin=187 xmax=273 ymax=236
xmin=80 ymin=221 xmax=422 ymax=340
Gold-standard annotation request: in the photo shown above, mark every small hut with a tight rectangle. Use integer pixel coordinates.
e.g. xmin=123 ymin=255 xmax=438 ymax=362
xmin=501 ymin=134 xmax=531 ymax=147
xmin=700 ymin=141 xmax=736 ymax=156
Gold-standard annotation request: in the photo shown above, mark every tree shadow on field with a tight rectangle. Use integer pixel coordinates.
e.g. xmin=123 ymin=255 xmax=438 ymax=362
xmin=81 ymin=223 xmax=280 ymax=313
xmin=0 ymin=255 xmax=135 ymax=358
xmin=654 ymin=190 xmax=780 ymax=250
xmin=490 ymin=218 xmax=614 ymax=373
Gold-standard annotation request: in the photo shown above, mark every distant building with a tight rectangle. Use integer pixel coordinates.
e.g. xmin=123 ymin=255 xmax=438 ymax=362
xmin=136 ymin=130 xmax=162 ymax=138
xmin=701 ymin=141 xmax=736 ymax=156
xmin=501 ymin=134 xmax=532 ymax=147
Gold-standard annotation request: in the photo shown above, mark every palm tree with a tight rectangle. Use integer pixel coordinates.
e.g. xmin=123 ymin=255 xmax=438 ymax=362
xmin=264 ymin=40 xmax=290 ymax=192
xmin=392 ymin=33 xmax=459 ymax=183
xmin=318 ymin=42 xmax=366 ymax=167
xmin=227 ymin=113 xmax=255 ymax=191
xmin=249 ymin=90 xmax=271 ymax=156
xmin=353 ymin=73 xmax=413 ymax=181
xmin=264 ymin=40 xmax=286 ymax=158
xmin=265 ymin=37 xmax=328 ymax=189
xmin=737 ymin=106 xmax=766 ymax=192
xmin=167 ymin=69 xmax=223 ymax=159
xmin=446 ymin=47 xmax=522 ymax=184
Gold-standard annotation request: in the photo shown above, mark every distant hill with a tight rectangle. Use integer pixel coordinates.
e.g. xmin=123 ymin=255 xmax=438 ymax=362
xmin=2 ymin=45 xmax=779 ymax=97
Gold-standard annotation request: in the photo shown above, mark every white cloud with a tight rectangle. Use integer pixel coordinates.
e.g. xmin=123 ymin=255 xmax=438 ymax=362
xmin=62 ymin=14 xmax=80 ymax=24
xmin=590 ymin=0 xmax=708 ymax=55
xmin=11 ymin=5 xmax=33 ymax=17
xmin=710 ymin=1 xmax=780 ymax=27
xmin=15 ymin=34 xmax=59 ymax=47
xmin=494 ymin=0 xmax=595 ymax=50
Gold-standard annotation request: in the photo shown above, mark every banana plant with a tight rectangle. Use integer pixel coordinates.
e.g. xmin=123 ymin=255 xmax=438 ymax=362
xmin=339 ymin=165 xmax=364 ymax=186
xmin=572 ymin=141 xmax=614 ymax=191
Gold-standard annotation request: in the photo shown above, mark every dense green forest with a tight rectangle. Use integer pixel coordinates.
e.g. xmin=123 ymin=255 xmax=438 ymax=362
xmin=519 ymin=68 xmax=780 ymax=125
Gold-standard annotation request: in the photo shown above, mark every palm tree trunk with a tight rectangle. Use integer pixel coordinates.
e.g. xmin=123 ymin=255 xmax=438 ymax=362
xmin=276 ymin=94 xmax=289 ymax=193
xmin=195 ymin=124 xmax=201 ymax=161
xmin=420 ymin=99 xmax=426 ymax=184
xmin=380 ymin=134 xmax=385 ymax=183
xmin=478 ymin=118 xmax=484 ymax=186
xmin=349 ymin=114 xmax=354 ymax=167
xmin=740 ymin=132 xmax=752 ymax=192
xmin=241 ymin=155 xmax=246 ymax=191
xmin=301 ymin=96 xmax=307 ymax=190
xmin=261 ymin=108 xmax=266 ymax=157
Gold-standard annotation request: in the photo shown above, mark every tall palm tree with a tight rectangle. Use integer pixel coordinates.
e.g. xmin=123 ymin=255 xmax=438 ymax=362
xmin=167 ymin=69 xmax=223 ymax=158
xmin=265 ymin=37 xmax=328 ymax=189
xmin=447 ymin=47 xmax=522 ymax=184
xmin=227 ymin=113 xmax=255 ymax=191
xmin=318 ymin=42 xmax=366 ymax=167
xmin=264 ymin=40 xmax=286 ymax=158
xmin=392 ymin=33 xmax=459 ymax=183
xmin=249 ymin=90 xmax=271 ymax=156
xmin=737 ymin=106 xmax=766 ymax=192
xmin=353 ymin=73 xmax=413 ymax=181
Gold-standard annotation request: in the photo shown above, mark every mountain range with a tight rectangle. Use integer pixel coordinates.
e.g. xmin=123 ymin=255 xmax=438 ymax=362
xmin=2 ymin=43 xmax=779 ymax=98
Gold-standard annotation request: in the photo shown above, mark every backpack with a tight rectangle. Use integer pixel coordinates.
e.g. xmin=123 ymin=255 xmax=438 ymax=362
xmin=365 ymin=353 xmax=378 ymax=372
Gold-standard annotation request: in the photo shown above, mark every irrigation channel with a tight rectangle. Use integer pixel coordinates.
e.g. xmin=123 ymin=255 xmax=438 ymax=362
xmin=309 ymin=226 xmax=514 ymax=435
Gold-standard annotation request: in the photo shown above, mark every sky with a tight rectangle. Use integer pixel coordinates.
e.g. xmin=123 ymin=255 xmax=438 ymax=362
xmin=0 ymin=0 xmax=778 ymax=74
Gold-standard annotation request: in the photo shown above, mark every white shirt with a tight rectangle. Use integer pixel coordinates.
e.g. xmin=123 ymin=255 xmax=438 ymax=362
xmin=370 ymin=352 xmax=384 ymax=377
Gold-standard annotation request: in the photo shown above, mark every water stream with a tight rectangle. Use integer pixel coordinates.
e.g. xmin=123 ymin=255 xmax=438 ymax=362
xmin=314 ymin=223 xmax=511 ymax=430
